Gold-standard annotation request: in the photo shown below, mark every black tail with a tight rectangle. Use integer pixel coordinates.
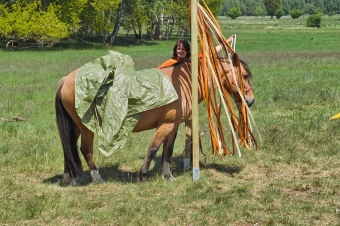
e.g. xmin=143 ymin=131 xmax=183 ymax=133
xmin=55 ymin=78 xmax=83 ymax=178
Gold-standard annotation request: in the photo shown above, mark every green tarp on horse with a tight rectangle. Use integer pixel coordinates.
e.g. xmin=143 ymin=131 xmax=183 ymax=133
xmin=75 ymin=50 xmax=178 ymax=156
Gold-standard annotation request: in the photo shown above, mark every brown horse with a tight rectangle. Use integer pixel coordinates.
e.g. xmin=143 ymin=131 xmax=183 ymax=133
xmin=55 ymin=55 xmax=254 ymax=185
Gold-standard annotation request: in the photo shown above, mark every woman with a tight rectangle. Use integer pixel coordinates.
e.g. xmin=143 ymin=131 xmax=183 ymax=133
xmin=157 ymin=39 xmax=191 ymax=69
xmin=158 ymin=35 xmax=235 ymax=69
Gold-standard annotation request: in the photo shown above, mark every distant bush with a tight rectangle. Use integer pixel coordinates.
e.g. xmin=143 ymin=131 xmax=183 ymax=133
xmin=290 ymin=9 xmax=302 ymax=19
xmin=228 ymin=7 xmax=241 ymax=19
xmin=314 ymin=8 xmax=324 ymax=15
xmin=307 ymin=14 xmax=321 ymax=28
xmin=275 ymin=9 xmax=284 ymax=19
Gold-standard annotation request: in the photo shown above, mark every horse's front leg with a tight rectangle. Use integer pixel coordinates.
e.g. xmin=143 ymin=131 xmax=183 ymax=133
xmin=236 ymin=102 xmax=252 ymax=149
xmin=80 ymin=128 xmax=105 ymax=184
xmin=162 ymin=126 xmax=178 ymax=181
xmin=137 ymin=123 xmax=175 ymax=182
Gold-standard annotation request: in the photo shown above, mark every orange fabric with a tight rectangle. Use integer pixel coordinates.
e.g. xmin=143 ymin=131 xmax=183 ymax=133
xmin=158 ymin=54 xmax=203 ymax=69
xmin=157 ymin=59 xmax=179 ymax=69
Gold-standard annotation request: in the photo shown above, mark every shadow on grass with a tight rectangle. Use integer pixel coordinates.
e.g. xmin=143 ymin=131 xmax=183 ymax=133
xmin=43 ymin=154 xmax=243 ymax=186
xmin=204 ymin=162 xmax=244 ymax=177
xmin=43 ymin=155 xmax=182 ymax=186
xmin=1 ymin=35 xmax=189 ymax=51
xmin=53 ymin=36 xmax=162 ymax=50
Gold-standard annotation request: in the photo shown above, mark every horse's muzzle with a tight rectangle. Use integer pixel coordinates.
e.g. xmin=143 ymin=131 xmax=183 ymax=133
xmin=247 ymin=99 xmax=254 ymax=107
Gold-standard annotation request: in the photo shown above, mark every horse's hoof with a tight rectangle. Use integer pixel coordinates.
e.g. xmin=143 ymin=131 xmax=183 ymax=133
xmin=137 ymin=176 xmax=148 ymax=182
xmin=61 ymin=178 xmax=77 ymax=186
xmin=136 ymin=174 xmax=148 ymax=182
xmin=137 ymin=168 xmax=148 ymax=182
xmin=92 ymin=177 xmax=105 ymax=184
xmin=162 ymin=162 xmax=176 ymax=181
xmin=69 ymin=179 xmax=77 ymax=186
xmin=91 ymin=170 xmax=105 ymax=184
xmin=60 ymin=179 xmax=69 ymax=187
xmin=60 ymin=173 xmax=77 ymax=186
xmin=162 ymin=173 xmax=176 ymax=181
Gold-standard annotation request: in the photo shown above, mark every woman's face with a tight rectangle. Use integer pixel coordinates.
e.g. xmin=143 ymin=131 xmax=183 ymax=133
xmin=176 ymin=44 xmax=187 ymax=60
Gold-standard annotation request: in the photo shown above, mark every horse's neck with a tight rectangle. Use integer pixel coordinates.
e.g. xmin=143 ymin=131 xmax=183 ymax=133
xmin=177 ymin=62 xmax=205 ymax=102
xmin=160 ymin=62 xmax=204 ymax=117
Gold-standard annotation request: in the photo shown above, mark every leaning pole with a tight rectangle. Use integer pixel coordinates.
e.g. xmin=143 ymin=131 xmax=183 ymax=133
xmin=190 ymin=0 xmax=200 ymax=181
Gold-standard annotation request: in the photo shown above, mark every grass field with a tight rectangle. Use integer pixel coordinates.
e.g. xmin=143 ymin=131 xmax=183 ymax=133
xmin=1 ymin=15 xmax=340 ymax=225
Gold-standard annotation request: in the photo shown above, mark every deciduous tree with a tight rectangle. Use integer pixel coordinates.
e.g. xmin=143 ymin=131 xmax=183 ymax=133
xmin=263 ymin=0 xmax=281 ymax=18
xmin=0 ymin=1 xmax=68 ymax=47
xmin=228 ymin=7 xmax=241 ymax=19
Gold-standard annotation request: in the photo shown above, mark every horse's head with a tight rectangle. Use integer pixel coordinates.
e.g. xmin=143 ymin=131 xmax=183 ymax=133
xmin=218 ymin=56 xmax=254 ymax=107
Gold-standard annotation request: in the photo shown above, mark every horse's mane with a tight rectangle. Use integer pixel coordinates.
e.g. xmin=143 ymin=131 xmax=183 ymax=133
xmin=217 ymin=57 xmax=253 ymax=79
xmin=239 ymin=59 xmax=253 ymax=79
xmin=164 ymin=57 xmax=252 ymax=79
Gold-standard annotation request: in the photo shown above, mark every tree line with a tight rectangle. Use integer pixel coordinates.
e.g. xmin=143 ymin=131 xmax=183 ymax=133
xmin=0 ymin=0 xmax=339 ymax=48
xmin=0 ymin=0 xmax=221 ymax=48
xmin=221 ymin=0 xmax=340 ymax=17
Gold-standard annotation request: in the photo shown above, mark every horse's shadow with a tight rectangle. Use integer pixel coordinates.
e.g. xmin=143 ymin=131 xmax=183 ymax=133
xmin=43 ymin=155 xmax=178 ymax=186
xmin=43 ymin=155 xmax=244 ymax=186
xmin=203 ymin=162 xmax=244 ymax=177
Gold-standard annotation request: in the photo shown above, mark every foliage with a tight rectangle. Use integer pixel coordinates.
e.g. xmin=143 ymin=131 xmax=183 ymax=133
xmin=306 ymin=13 xmax=321 ymax=27
xmin=253 ymin=6 xmax=267 ymax=17
xmin=314 ymin=7 xmax=324 ymax=15
xmin=203 ymin=0 xmax=223 ymax=16
xmin=163 ymin=0 xmax=189 ymax=38
xmin=275 ymin=8 xmax=284 ymax=18
xmin=120 ymin=0 xmax=149 ymax=39
xmin=264 ymin=0 xmax=281 ymax=18
xmin=228 ymin=7 xmax=241 ymax=19
xmin=327 ymin=11 xmax=335 ymax=16
xmin=0 ymin=2 xmax=69 ymax=47
xmin=79 ymin=0 xmax=121 ymax=39
xmin=290 ymin=9 xmax=302 ymax=19
xmin=221 ymin=0 xmax=267 ymax=16
xmin=281 ymin=0 xmax=305 ymax=14
xmin=46 ymin=0 xmax=88 ymax=29
xmin=146 ymin=0 xmax=169 ymax=40
xmin=1 ymin=0 xmax=340 ymax=44
xmin=222 ymin=0 xmax=340 ymax=17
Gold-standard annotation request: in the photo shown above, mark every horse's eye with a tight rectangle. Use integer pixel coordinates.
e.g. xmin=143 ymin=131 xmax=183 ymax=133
xmin=243 ymin=75 xmax=248 ymax=80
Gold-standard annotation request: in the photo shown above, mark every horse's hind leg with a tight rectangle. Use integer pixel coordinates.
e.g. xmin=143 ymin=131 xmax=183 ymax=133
xmin=61 ymin=124 xmax=80 ymax=186
xmin=79 ymin=127 xmax=105 ymax=184
xmin=61 ymin=123 xmax=105 ymax=185
xmin=137 ymin=123 xmax=176 ymax=182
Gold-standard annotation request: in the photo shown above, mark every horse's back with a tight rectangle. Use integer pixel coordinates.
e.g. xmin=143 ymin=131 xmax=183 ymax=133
xmin=132 ymin=62 xmax=193 ymax=132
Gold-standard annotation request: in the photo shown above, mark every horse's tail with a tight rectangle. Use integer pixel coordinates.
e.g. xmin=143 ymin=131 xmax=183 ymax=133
xmin=55 ymin=78 xmax=83 ymax=178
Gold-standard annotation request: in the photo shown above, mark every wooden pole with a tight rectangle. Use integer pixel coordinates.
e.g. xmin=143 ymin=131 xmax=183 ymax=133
xmin=190 ymin=0 xmax=200 ymax=181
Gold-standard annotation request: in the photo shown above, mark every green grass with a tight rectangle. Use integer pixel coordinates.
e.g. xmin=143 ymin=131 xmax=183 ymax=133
xmin=1 ymin=15 xmax=340 ymax=225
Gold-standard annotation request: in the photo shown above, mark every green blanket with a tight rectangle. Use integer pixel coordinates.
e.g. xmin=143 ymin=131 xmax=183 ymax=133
xmin=75 ymin=50 xmax=178 ymax=156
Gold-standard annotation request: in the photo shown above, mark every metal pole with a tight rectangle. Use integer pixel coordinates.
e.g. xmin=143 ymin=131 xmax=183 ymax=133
xmin=190 ymin=0 xmax=200 ymax=181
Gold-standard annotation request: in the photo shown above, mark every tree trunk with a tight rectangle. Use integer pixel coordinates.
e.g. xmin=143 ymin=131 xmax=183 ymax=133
xmin=108 ymin=0 xmax=123 ymax=45
xmin=164 ymin=15 xmax=174 ymax=40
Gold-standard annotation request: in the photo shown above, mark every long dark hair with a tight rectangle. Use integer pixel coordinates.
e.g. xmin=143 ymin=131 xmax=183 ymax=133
xmin=172 ymin=39 xmax=191 ymax=59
